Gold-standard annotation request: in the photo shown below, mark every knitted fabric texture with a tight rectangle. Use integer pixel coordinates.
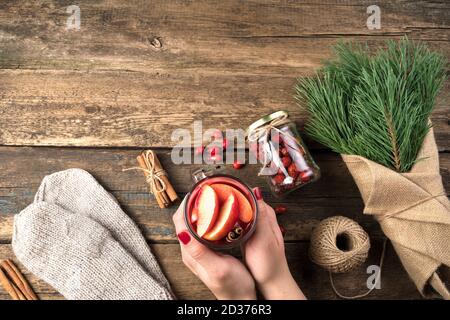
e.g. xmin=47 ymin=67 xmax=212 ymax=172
xmin=34 ymin=168 xmax=171 ymax=292
xmin=12 ymin=169 xmax=174 ymax=300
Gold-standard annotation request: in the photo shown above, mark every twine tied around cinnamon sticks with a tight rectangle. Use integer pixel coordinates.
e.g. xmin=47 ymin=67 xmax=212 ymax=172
xmin=123 ymin=150 xmax=178 ymax=208
xmin=0 ymin=259 xmax=38 ymax=300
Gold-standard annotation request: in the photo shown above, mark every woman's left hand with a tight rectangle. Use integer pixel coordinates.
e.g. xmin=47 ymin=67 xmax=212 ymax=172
xmin=172 ymin=198 xmax=256 ymax=300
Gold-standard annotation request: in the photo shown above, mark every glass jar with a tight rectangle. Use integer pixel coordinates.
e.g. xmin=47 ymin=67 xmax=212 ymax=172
xmin=184 ymin=166 xmax=259 ymax=250
xmin=247 ymin=110 xmax=320 ymax=197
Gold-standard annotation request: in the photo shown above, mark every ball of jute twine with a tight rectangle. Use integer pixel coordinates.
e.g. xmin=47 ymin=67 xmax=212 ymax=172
xmin=310 ymin=216 xmax=370 ymax=273
xmin=309 ymin=216 xmax=387 ymax=299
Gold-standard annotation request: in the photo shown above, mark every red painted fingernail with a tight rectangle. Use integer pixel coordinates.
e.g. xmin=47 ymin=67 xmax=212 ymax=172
xmin=279 ymin=224 xmax=286 ymax=237
xmin=253 ymin=187 xmax=263 ymax=200
xmin=275 ymin=205 xmax=287 ymax=215
xmin=177 ymin=231 xmax=191 ymax=245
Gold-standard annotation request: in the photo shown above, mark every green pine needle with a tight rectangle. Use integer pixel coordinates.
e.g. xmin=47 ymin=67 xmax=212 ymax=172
xmin=295 ymin=38 xmax=447 ymax=172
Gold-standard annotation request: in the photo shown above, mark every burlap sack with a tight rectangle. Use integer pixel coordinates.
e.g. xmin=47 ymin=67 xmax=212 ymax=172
xmin=342 ymin=127 xmax=450 ymax=299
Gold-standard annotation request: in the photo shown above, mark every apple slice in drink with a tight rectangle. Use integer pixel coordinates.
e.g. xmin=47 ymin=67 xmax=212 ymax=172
xmin=191 ymin=191 xmax=201 ymax=224
xmin=210 ymin=184 xmax=253 ymax=223
xmin=191 ymin=207 xmax=199 ymax=224
xmin=204 ymin=192 xmax=239 ymax=241
xmin=196 ymin=185 xmax=220 ymax=237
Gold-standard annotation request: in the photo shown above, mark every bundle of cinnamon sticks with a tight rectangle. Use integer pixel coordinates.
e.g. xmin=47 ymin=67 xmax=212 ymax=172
xmin=0 ymin=259 xmax=38 ymax=300
xmin=136 ymin=150 xmax=178 ymax=208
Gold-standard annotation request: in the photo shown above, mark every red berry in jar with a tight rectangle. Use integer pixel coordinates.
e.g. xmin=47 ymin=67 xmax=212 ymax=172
xmin=272 ymin=174 xmax=285 ymax=185
xmin=280 ymin=147 xmax=289 ymax=157
xmin=274 ymin=205 xmax=287 ymax=215
xmin=247 ymin=111 xmax=320 ymax=197
xmin=300 ymin=170 xmax=312 ymax=183
xmin=232 ymin=161 xmax=244 ymax=170
xmin=287 ymin=163 xmax=299 ymax=179
xmin=281 ymin=156 xmax=292 ymax=168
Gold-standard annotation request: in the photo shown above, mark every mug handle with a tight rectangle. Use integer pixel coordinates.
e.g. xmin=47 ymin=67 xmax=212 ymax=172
xmin=190 ymin=164 xmax=227 ymax=183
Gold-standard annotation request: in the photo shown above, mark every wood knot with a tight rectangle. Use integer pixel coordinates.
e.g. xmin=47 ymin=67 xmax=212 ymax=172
xmin=147 ymin=36 xmax=163 ymax=49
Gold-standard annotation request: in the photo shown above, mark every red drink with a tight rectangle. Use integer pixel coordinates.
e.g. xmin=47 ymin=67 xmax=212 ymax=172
xmin=184 ymin=175 xmax=258 ymax=249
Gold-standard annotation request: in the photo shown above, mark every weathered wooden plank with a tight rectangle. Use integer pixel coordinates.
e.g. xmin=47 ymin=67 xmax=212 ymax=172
xmin=0 ymin=241 xmax=423 ymax=300
xmin=1 ymin=1 xmax=448 ymax=86
xmin=0 ymin=1 xmax=448 ymax=49
xmin=1 ymin=33 xmax=449 ymax=74
xmin=1 ymin=1 xmax=449 ymax=148
xmin=0 ymin=69 xmax=448 ymax=148
xmin=0 ymin=147 xmax=448 ymax=242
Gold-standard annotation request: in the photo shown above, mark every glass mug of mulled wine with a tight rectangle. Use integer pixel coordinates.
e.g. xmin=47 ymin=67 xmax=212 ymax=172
xmin=184 ymin=168 xmax=259 ymax=250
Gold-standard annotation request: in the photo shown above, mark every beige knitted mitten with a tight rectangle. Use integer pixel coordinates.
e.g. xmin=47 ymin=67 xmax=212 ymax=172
xmin=13 ymin=202 xmax=172 ymax=300
xmin=34 ymin=168 xmax=171 ymax=292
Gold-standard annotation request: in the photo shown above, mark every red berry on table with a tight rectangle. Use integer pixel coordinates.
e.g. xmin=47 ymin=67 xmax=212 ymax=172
xmin=209 ymin=146 xmax=220 ymax=156
xmin=207 ymin=146 xmax=222 ymax=162
xmin=274 ymin=205 xmax=287 ymax=215
xmin=279 ymin=224 xmax=286 ymax=236
xmin=272 ymin=174 xmax=285 ymax=185
xmin=281 ymin=156 xmax=292 ymax=168
xmin=280 ymin=147 xmax=289 ymax=157
xmin=233 ymin=161 xmax=244 ymax=170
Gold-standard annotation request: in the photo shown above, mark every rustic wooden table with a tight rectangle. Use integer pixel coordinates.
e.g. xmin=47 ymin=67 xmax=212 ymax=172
xmin=0 ymin=1 xmax=448 ymax=300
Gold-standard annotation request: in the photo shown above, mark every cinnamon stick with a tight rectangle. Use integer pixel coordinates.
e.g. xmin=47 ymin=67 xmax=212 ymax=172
xmin=0 ymin=261 xmax=33 ymax=300
xmin=134 ymin=150 xmax=178 ymax=208
xmin=137 ymin=154 xmax=168 ymax=208
xmin=159 ymin=184 xmax=171 ymax=207
xmin=0 ymin=267 xmax=20 ymax=300
xmin=1 ymin=260 xmax=38 ymax=300
xmin=152 ymin=153 xmax=179 ymax=202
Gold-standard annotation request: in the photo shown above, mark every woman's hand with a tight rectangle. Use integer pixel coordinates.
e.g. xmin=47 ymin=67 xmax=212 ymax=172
xmin=172 ymin=198 xmax=256 ymax=300
xmin=244 ymin=188 xmax=306 ymax=300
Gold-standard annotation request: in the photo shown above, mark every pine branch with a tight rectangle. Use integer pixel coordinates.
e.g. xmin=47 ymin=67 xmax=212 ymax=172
xmin=295 ymin=38 xmax=447 ymax=172
xmin=385 ymin=111 xmax=401 ymax=171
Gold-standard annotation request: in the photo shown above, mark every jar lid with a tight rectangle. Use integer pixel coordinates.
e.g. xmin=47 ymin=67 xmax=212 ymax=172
xmin=246 ymin=110 xmax=289 ymax=137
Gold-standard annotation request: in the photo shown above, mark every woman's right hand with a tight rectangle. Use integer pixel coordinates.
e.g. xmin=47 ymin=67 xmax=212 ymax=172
xmin=244 ymin=187 xmax=306 ymax=300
